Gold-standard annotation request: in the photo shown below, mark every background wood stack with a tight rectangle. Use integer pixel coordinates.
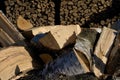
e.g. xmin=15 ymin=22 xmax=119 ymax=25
xmin=4 ymin=0 xmax=120 ymax=28
xmin=5 ymin=0 xmax=55 ymax=27
xmin=60 ymin=0 xmax=120 ymax=28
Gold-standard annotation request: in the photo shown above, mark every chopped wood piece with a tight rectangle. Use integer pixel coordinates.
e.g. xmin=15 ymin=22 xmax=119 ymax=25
xmin=0 ymin=28 xmax=15 ymax=47
xmin=93 ymin=27 xmax=117 ymax=78
xmin=23 ymin=25 xmax=81 ymax=39
xmin=74 ymin=28 xmax=99 ymax=73
xmin=39 ymin=25 xmax=81 ymax=50
xmin=17 ymin=16 xmax=33 ymax=31
xmin=41 ymin=49 xmax=86 ymax=78
xmin=0 ymin=46 xmax=33 ymax=80
xmin=106 ymin=33 xmax=120 ymax=74
xmin=0 ymin=11 xmax=24 ymax=44
xmin=39 ymin=53 xmax=53 ymax=64
xmin=73 ymin=49 xmax=90 ymax=72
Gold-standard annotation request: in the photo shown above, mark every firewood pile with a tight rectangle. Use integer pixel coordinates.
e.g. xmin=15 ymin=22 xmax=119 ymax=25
xmin=0 ymin=10 xmax=120 ymax=80
xmin=4 ymin=0 xmax=120 ymax=28
xmin=5 ymin=0 xmax=55 ymax=27
xmin=0 ymin=0 xmax=120 ymax=80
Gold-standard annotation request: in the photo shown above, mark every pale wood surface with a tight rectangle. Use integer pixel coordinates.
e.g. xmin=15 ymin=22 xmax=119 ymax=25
xmin=73 ymin=49 xmax=90 ymax=72
xmin=39 ymin=25 xmax=81 ymax=50
xmin=23 ymin=25 xmax=81 ymax=39
xmin=0 ymin=46 xmax=33 ymax=80
xmin=17 ymin=15 xmax=33 ymax=31
xmin=93 ymin=27 xmax=117 ymax=77
xmin=106 ymin=33 xmax=120 ymax=74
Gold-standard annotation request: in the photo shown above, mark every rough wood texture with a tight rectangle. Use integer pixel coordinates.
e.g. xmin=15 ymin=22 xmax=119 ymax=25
xmin=0 ymin=28 xmax=15 ymax=47
xmin=73 ymin=49 xmax=90 ymax=72
xmin=0 ymin=11 xmax=24 ymax=45
xmin=93 ymin=27 xmax=117 ymax=78
xmin=23 ymin=25 xmax=81 ymax=40
xmin=74 ymin=28 xmax=99 ymax=73
xmin=106 ymin=33 xmax=120 ymax=74
xmin=39 ymin=25 xmax=81 ymax=50
xmin=41 ymin=49 xmax=86 ymax=79
xmin=17 ymin=15 xmax=33 ymax=31
xmin=0 ymin=46 xmax=33 ymax=80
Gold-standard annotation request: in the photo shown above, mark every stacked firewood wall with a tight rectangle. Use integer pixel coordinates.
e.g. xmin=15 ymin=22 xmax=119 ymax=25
xmin=4 ymin=0 xmax=120 ymax=28
xmin=60 ymin=0 xmax=120 ymax=27
xmin=5 ymin=0 xmax=55 ymax=27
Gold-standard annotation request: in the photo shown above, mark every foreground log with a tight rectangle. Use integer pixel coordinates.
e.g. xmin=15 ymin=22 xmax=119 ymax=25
xmin=0 ymin=46 xmax=33 ymax=80
xmin=106 ymin=21 xmax=120 ymax=74
xmin=39 ymin=25 xmax=81 ymax=50
xmin=93 ymin=27 xmax=117 ymax=78
xmin=74 ymin=28 xmax=100 ymax=72
xmin=17 ymin=15 xmax=33 ymax=31
xmin=23 ymin=25 xmax=81 ymax=40
xmin=41 ymin=49 xmax=86 ymax=79
xmin=0 ymin=28 xmax=14 ymax=47
xmin=0 ymin=11 xmax=24 ymax=46
xmin=106 ymin=34 xmax=120 ymax=74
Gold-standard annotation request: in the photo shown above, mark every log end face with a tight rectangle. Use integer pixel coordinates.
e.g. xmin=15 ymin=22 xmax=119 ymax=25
xmin=17 ymin=16 xmax=33 ymax=31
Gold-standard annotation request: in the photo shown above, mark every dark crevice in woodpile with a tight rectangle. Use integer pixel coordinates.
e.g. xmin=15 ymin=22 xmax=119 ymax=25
xmin=0 ymin=0 xmax=6 ymax=14
xmin=0 ymin=42 xmax=3 ymax=48
xmin=54 ymin=0 xmax=61 ymax=25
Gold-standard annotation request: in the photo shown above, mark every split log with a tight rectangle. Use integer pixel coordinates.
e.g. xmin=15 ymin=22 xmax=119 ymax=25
xmin=23 ymin=25 xmax=81 ymax=40
xmin=0 ymin=46 xmax=33 ymax=80
xmin=0 ymin=28 xmax=15 ymax=47
xmin=39 ymin=25 xmax=81 ymax=50
xmin=73 ymin=49 xmax=90 ymax=72
xmin=41 ymin=49 xmax=86 ymax=79
xmin=17 ymin=15 xmax=33 ymax=31
xmin=106 ymin=21 xmax=120 ymax=74
xmin=0 ymin=11 xmax=24 ymax=46
xmin=106 ymin=34 xmax=120 ymax=74
xmin=74 ymin=28 xmax=99 ymax=72
xmin=93 ymin=27 xmax=117 ymax=78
